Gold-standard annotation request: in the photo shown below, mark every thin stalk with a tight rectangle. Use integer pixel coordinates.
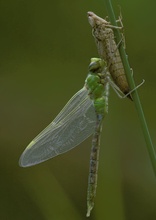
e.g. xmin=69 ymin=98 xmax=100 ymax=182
xmin=104 ymin=0 xmax=156 ymax=175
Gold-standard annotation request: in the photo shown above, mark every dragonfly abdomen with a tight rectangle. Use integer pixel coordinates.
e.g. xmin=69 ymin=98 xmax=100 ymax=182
xmin=87 ymin=114 xmax=103 ymax=217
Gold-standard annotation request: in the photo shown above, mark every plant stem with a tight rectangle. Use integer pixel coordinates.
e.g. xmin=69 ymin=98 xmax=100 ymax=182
xmin=104 ymin=0 xmax=156 ymax=175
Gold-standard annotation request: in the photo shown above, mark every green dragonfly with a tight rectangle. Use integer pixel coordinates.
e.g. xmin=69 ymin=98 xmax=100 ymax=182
xmin=19 ymin=58 xmax=110 ymax=217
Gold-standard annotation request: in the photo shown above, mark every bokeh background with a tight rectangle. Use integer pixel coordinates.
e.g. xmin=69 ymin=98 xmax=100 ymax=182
xmin=1 ymin=0 xmax=156 ymax=219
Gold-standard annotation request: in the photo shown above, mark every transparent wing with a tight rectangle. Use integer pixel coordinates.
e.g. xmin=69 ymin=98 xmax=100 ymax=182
xmin=19 ymin=87 xmax=97 ymax=167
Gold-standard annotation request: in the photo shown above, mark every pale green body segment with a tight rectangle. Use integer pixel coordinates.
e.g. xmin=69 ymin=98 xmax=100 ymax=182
xmin=86 ymin=76 xmax=105 ymax=115
xmin=86 ymin=58 xmax=108 ymax=116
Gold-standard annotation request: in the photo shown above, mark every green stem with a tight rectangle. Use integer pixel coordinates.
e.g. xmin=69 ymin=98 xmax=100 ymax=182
xmin=104 ymin=0 xmax=156 ymax=175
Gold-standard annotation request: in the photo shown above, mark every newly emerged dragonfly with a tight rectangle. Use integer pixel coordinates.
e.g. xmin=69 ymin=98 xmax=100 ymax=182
xmin=19 ymin=58 xmax=110 ymax=216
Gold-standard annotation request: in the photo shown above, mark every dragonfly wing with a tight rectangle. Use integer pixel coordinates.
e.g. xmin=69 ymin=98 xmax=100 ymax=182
xmin=19 ymin=87 xmax=96 ymax=167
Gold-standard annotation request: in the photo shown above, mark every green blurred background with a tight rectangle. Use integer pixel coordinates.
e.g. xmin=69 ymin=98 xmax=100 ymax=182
xmin=1 ymin=0 xmax=156 ymax=219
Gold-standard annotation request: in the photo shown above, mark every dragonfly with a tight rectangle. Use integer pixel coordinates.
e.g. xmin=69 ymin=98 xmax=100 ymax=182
xmin=19 ymin=58 xmax=110 ymax=217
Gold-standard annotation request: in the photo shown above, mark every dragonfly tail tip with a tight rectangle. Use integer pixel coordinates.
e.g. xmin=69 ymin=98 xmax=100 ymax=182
xmin=86 ymin=206 xmax=93 ymax=217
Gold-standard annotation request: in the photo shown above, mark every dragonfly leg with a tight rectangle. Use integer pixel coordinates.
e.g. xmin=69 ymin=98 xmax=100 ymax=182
xmin=108 ymin=77 xmax=126 ymax=98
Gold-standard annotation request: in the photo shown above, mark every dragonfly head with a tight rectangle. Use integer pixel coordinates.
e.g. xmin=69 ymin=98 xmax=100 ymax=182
xmin=89 ymin=58 xmax=107 ymax=74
